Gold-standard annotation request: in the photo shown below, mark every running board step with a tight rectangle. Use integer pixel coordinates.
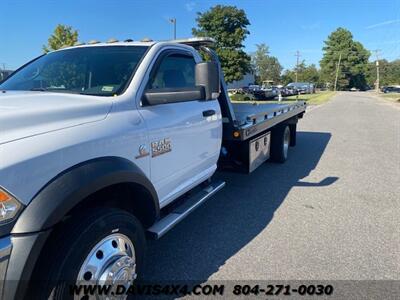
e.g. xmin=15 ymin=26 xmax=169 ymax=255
xmin=147 ymin=180 xmax=226 ymax=239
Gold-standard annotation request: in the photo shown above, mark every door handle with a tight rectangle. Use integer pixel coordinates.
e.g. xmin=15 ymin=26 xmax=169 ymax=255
xmin=202 ymin=109 xmax=216 ymax=117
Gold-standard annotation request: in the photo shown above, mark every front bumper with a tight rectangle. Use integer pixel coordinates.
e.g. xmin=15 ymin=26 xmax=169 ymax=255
xmin=0 ymin=231 xmax=50 ymax=300
xmin=0 ymin=236 xmax=12 ymax=299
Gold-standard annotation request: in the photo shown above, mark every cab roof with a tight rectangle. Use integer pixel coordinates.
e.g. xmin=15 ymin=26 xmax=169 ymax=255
xmin=53 ymin=37 xmax=215 ymax=52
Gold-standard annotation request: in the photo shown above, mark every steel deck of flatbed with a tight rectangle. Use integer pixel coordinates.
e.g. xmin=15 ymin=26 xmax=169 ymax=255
xmin=231 ymin=101 xmax=306 ymax=141
xmin=181 ymin=42 xmax=307 ymax=143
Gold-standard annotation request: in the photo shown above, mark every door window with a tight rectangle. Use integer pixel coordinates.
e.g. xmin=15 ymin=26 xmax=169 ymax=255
xmin=147 ymin=53 xmax=196 ymax=89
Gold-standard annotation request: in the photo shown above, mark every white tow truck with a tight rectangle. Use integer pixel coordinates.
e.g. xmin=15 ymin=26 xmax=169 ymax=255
xmin=0 ymin=38 xmax=305 ymax=299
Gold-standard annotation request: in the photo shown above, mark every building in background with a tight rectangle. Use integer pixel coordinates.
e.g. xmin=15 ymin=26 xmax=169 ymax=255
xmin=227 ymin=73 xmax=255 ymax=89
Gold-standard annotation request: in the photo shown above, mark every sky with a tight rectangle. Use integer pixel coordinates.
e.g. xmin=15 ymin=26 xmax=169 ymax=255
xmin=1 ymin=0 xmax=399 ymax=71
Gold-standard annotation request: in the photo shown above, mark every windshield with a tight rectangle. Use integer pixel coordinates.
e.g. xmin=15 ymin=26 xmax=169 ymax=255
xmin=0 ymin=46 xmax=148 ymax=96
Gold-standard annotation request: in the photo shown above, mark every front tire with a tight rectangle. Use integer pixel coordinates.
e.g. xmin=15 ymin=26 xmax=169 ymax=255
xmin=31 ymin=208 xmax=146 ymax=299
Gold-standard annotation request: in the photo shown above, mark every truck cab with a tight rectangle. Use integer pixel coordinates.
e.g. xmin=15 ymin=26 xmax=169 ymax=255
xmin=0 ymin=38 xmax=305 ymax=299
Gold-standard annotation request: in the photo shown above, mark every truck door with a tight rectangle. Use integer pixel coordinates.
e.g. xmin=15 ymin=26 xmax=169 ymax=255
xmin=139 ymin=49 xmax=221 ymax=206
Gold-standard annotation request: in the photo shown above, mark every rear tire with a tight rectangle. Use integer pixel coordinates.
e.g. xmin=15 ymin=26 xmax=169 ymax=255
xmin=289 ymin=124 xmax=297 ymax=147
xmin=30 ymin=208 xmax=146 ymax=300
xmin=270 ymin=125 xmax=291 ymax=163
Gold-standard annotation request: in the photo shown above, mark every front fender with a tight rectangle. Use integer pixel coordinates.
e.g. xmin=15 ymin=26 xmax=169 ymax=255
xmin=12 ymin=156 xmax=159 ymax=234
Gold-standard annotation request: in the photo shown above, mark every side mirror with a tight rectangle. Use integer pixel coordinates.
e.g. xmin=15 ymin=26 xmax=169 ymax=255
xmin=142 ymin=86 xmax=205 ymax=106
xmin=195 ymin=62 xmax=220 ymax=100
xmin=142 ymin=61 xmax=220 ymax=106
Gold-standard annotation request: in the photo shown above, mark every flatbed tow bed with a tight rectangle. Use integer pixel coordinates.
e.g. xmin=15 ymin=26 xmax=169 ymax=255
xmin=178 ymin=38 xmax=306 ymax=173
xmin=231 ymin=101 xmax=306 ymax=141
xmin=219 ymin=93 xmax=305 ymax=172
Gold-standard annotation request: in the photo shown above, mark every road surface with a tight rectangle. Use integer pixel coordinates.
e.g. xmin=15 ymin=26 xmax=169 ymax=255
xmin=143 ymin=92 xmax=399 ymax=288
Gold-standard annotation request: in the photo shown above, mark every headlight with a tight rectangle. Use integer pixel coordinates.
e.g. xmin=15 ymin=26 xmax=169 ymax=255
xmin=0 ymin=188 xmax=22 ymax=224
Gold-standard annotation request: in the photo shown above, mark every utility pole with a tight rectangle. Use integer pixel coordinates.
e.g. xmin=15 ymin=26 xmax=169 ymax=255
xmin=372 ymin=49 xmax=381 ymax=92
xmin=334 ymin=52 xmax=342 ymax=92
xmin=294 ymin=51 xmax=301 ymax=100
xmin=169 ymin=18 xmax=177 ymax=40
xmin=294 ymin=51 xmax=301 ymax=83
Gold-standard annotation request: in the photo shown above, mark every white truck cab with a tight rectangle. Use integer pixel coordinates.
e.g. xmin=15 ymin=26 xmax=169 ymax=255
xmin=0 ymin=38 xmax=305 ymax=299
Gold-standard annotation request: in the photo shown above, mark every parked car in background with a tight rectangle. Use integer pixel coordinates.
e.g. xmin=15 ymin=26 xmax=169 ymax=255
xmin=228 ymin=88 xmax=256 ymax=101
xmin=242 ymin=86 xmax=250 ymax=93
xmin=260 ymin=81 xmax=277 ymax=100
xmin=364 ymin=85 xmax=372 ymax=91
xmin=381 ymin=85 xmax=400 ymax=93
xmin=248 ymin=84 xmax=261 ymax=92
xmin=261 ymin=87 xmax=277 ymax=100
xmin=287 ymin=82 xmax=315 ymax=94
xmin=271 ymin=85 xmax=280 ymax=94
xmin=287 ymin=82 xmax=303 ymax=94
xmin=286 ymin=85 xmax=297 ymax=95
xmin=279 ymin=87 xmax=289 ymax=97
xmin=246 ymin=84 xmax=274 ymax=100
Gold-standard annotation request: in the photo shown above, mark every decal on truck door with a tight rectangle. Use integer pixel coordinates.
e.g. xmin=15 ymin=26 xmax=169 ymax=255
xmin=151 ymin=138 xmax=172 ymax=157
xmin=135 ymin=144 xmax=150 ymax=159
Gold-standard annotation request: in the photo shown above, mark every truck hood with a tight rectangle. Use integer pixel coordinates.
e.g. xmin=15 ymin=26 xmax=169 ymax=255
xmin=0 ymin=91 xmax=113 ymax=144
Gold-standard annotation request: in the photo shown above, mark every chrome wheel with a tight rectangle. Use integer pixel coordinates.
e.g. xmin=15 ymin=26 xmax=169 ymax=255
xmin=76 ymin=233 xmax=136 ymax=298
xmin=283 ymin=126 xmax=290 ymax=159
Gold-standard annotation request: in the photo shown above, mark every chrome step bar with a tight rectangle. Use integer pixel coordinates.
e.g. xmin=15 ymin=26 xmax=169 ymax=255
xmin=147 ymin=180 xmax=226 ymax=239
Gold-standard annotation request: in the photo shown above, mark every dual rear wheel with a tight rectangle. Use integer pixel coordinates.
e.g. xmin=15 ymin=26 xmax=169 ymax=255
xmin=270 ymin=124 xmax=295 ymax=163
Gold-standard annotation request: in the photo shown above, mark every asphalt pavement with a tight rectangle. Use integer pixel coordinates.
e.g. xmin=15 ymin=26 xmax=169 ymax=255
xmin=142 ymin=92 xmax=399 ymax=285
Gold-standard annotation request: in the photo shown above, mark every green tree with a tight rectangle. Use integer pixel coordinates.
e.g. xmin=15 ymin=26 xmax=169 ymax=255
xmin=281 ymin=69 xmax=295 ymax=85
xmin=366 ymin=59 xmax=400 ymax=87
xmin=300 ymin=63 xmax=320 ymax=84
xmin=295 ymin=60 xmax=307 ymax=80
xmin=252 ymin=43 xmax=282 ymax=84
xmin=382 ymin=59 xmax=400 ymax=86
xmin=320 ymin=28 xmax=370 ymax=90
xmin=43 ymin=24 xmax=78 ymax=53
xmin=192 ymin=5 xmax=251 ymax=83
xmin=281 ymin=61 xmax=321 ymax=86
